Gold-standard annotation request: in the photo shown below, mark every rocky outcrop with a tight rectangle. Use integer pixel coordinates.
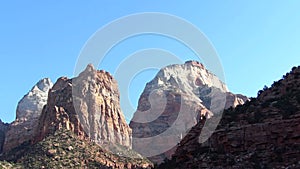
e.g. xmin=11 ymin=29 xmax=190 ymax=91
xmin=0 ymin=120 xmax=8 ymax=153
xmin=2 ymin=78 xmax=53 ymax=153
xmin=130 ymin=61 xmax=247 ymax=163
xmin=34 ymin=64 xmax=132 ymax=148
xmin=159 ymin=66 xmax=300 ymax=168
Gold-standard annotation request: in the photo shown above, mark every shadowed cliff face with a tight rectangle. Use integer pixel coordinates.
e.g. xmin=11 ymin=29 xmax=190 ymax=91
xmin=158 ymin=66 xmax=300 ymax=169
xmin=34 ymin=64 xmax=132 ymax=148
xmin=130 ymin=61 xmax=248 ymax=163
xmin=0 ymin=120 xmax=8 ymax=153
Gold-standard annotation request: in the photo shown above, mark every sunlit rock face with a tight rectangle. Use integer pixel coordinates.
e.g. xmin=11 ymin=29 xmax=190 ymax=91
xmin=34 ymin=64 xmax=132 ymax=148
xmin=130 ymin=61 xmax=247 ymax=163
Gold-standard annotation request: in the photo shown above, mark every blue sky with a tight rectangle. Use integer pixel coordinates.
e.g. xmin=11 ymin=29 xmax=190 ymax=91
xmin=1 ymin=1 xmax=300 ymax=123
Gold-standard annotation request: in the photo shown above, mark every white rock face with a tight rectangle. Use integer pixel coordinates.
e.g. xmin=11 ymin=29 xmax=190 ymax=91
xmin=3 ymin=78 xmax=53 ymax=152
xmin=147 ymin=61 xmax=228 ymax=93
xmin=143 ymin=61 xmax=246 ymax=111
xmin=16 ymin=78 xmax=53 ymax=120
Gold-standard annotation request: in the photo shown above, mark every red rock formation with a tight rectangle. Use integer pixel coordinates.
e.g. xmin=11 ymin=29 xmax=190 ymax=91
xmin=34 ymin=77 xmax=87 ymax=142
xmin=34 ymin=64 xmax=132 ymax=148
xmin=160 ymin=66 xmax=300 ymax=168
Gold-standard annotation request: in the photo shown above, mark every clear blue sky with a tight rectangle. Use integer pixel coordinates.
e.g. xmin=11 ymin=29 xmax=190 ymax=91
xmin=1 ymin=1 xmax=300 ymax=123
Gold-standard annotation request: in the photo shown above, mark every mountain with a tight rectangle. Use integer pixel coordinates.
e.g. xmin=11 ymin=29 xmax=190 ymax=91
xmin=34 ymin=64 xmax=132 ymax=148
xmin=0 ymin=64 xmax=153 ymax=169
xmin=2 ymin=62 xmax=298 ymax=168
xmin=130 ymin=61 xmax=248 ymax=163
xmin=157 ymin=66 xmax=300 ymax=168
xmin=2 ymin=78 xmax=53 ymax=153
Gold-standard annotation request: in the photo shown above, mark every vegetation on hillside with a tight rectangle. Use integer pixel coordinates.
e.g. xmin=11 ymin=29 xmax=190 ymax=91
xmin=0 ymin=129 xmax=152 ymax=169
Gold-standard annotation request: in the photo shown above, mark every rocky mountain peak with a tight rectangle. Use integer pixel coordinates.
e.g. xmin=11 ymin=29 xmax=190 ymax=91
xmin=147 ymin=60 xmax=228 ymax=93
xmin=85 ymin=63 xmax=96 ymax=72
xmin=130 ymin=61 xmax=247 ymax=163
xmin=16 ymin=78 xmax=53 ymax=120
xmin=34 ymin=78 xmax=53 ymax=92
xmin=34 ymin=64 xmax=132 ymax=149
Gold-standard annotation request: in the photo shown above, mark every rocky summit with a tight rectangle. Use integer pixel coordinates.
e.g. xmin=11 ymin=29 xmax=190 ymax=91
xmin=2 ymin=78 xmax=53 ymax=153
xmin=130 ymin=61 xmax=248 ymax=163
xmin=34 ymin=64 xmax=132 ymax=148
xmin=157 ymin=66 xmax=300 ymax=169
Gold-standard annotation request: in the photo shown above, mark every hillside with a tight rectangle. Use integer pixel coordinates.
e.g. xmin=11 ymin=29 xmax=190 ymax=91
xmin=157 ymin=66 xmax=300 ymax=168
xmin=0 ymin=129 xmax=152 ymax=169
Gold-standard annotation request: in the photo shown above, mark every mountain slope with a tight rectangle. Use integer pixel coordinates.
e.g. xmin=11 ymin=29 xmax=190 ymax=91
xmin=158 ymin=66 xmax=300 ymax=169
xmin=1 ymin=129 xmax=152 ymax=169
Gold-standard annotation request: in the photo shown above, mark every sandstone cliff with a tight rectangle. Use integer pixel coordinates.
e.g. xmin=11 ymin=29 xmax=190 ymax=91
xmin=158 ymin=66 xmax=300 ymax=168
xmin=34 ymin=64 xmax=132 ymax=148
xmin=130 ymin=61 xmax=247 ymax=163
xmin=2 ymin=78 xmax=53 ymax=153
